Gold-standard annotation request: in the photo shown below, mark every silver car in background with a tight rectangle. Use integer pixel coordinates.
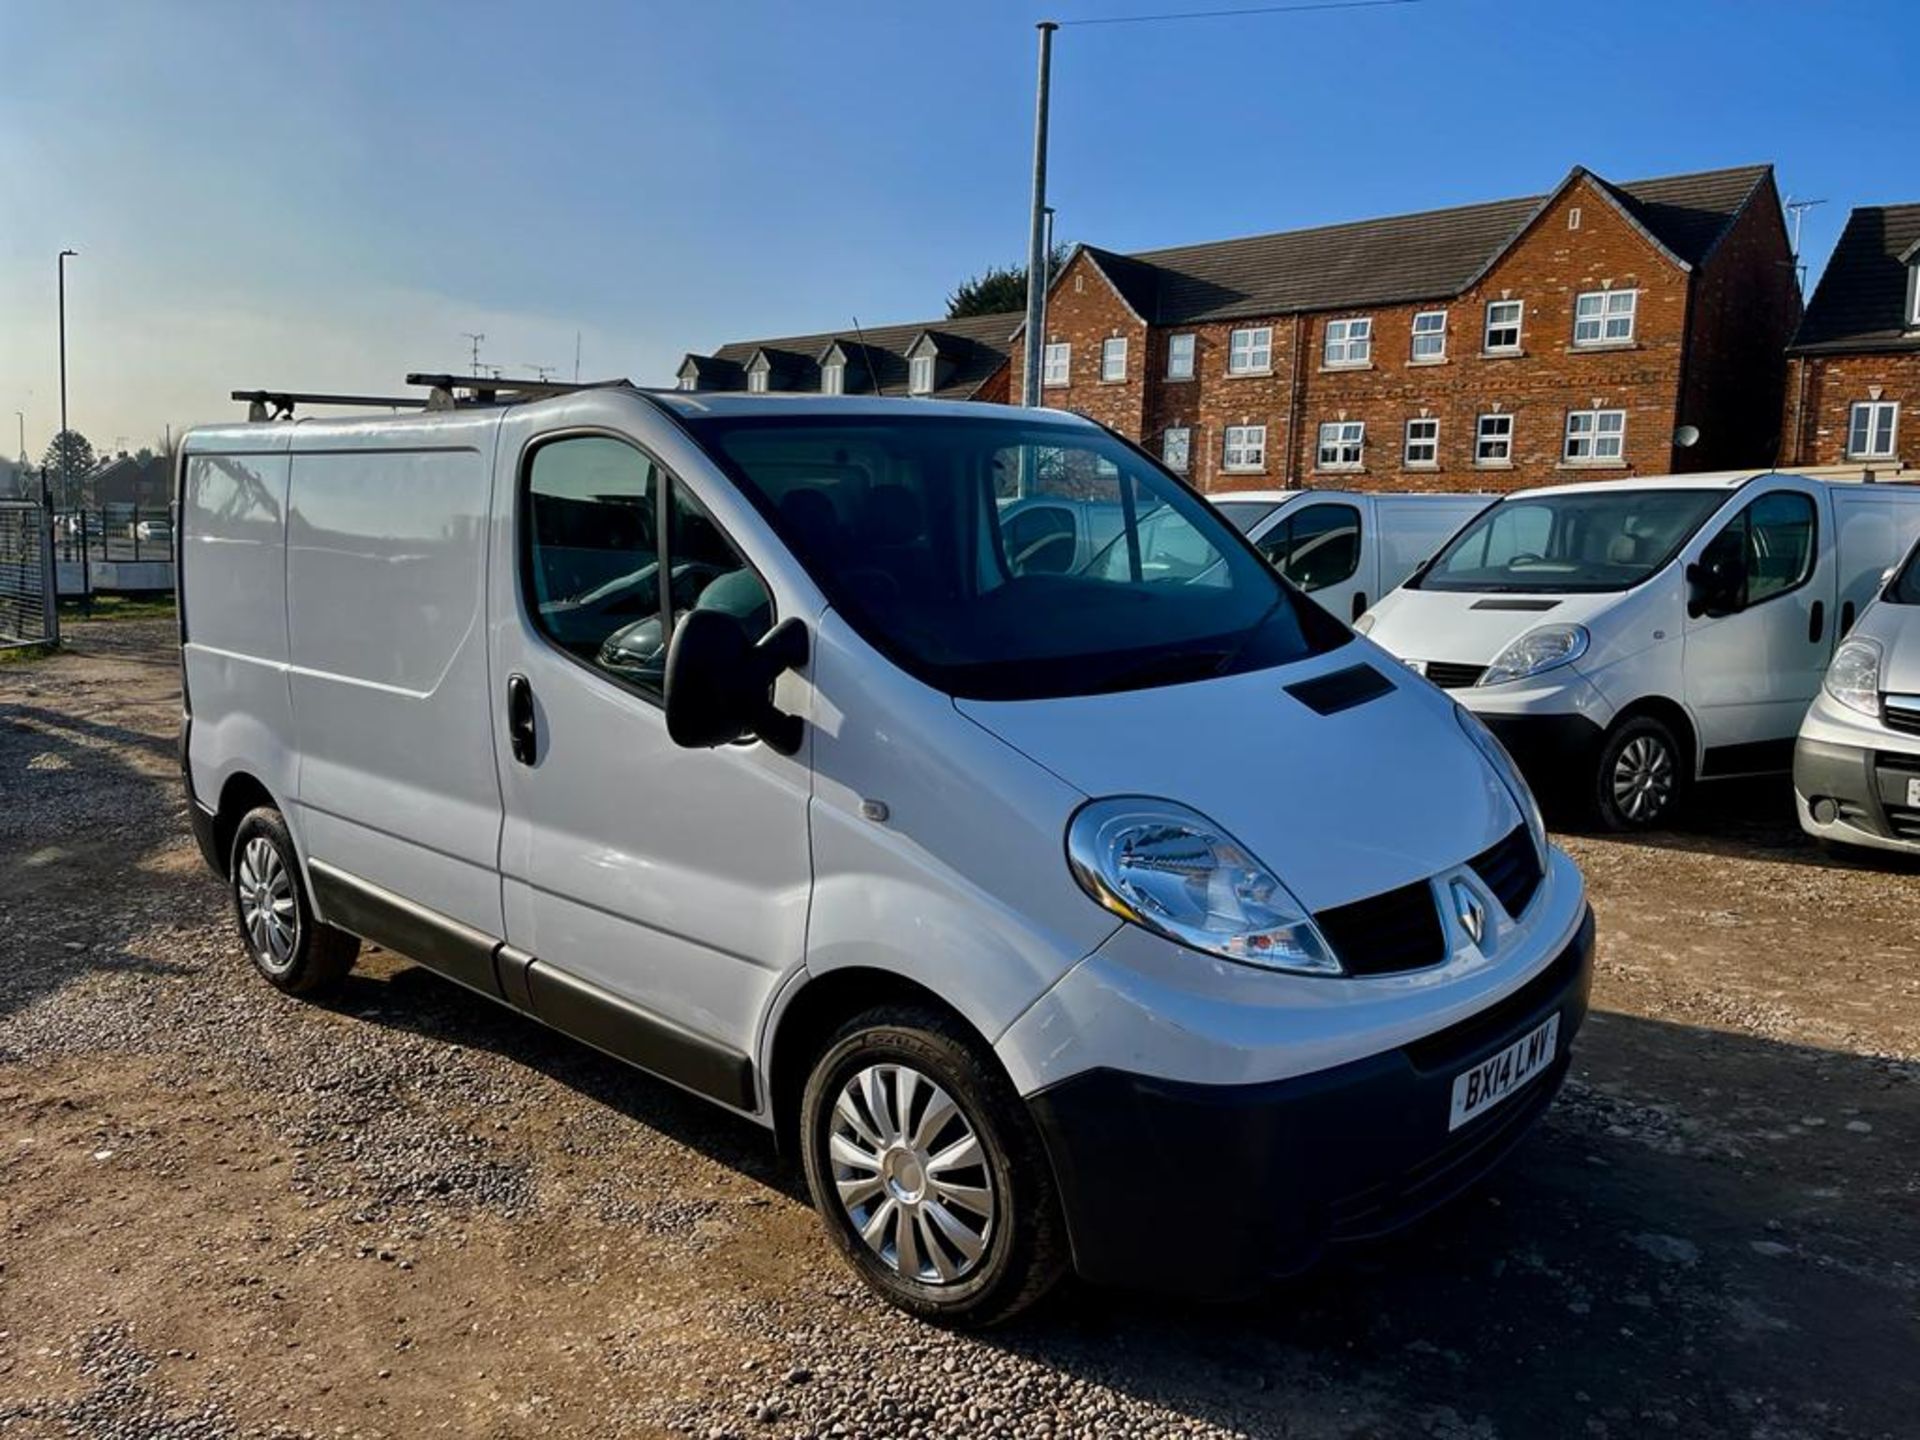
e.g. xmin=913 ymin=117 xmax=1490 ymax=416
xmin=1795 ymin=536 xmax=1920 ymax=855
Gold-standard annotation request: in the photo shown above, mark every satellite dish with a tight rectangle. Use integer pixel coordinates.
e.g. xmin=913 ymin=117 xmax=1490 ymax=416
xmin=1674 ymin=424 xmax=1701 ymax=449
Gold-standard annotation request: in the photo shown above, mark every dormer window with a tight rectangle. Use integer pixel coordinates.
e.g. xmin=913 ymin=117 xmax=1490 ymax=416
xmin=909 ymin=355 xmax=934 ymax=395
xmin=822 ymin=361 xmax=845 ymax=395
xmin=675 ymin=360 xmax=700 ymax=393
xmin=747 ymin=355 xmax=771 ymax=393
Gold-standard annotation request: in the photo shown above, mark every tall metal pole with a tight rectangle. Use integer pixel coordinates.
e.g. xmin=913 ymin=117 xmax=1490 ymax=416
xmin=58 ymin=249 xmax=87 ymax=611
xmin=1020 ymin=21 xmax=1057 ymax=408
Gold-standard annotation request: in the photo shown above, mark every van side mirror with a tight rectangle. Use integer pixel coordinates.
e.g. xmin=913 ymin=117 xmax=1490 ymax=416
xmin=664 ymin=611 xmax=808 ymax=755
xmin=1685 ymin=558 xmax=1745 ymax=619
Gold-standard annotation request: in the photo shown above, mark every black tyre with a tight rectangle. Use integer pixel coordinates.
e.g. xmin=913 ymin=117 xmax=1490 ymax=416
xmin=229 ymin=807 xmax=359 ymax=997
xmin=1593 ymin=715 xmax=1686 ymax=832
xmin=799 ymin=1003 xmax=1067 ymax=1326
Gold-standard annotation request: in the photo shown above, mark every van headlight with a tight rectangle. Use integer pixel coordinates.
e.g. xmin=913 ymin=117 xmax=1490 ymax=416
xmin=1824 ymin=636 xmax=1883 ymax=717
xmin=1480 ymin=624 xmax=1589 ymax=686
xmin=1455 ymin=705 xmax=1549 ymax=869
xmin=1066 ymin=797 xmax=1340 ymax=975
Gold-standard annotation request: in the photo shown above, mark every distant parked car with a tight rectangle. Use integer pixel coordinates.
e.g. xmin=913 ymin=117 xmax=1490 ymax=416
xmin=1211 ymin=490 xmax=1492 ymax=623
xmin=134 ymin=518 xmax=173 ymax=544
xmin=1796 ymin=535 xmax=1920 ymax=855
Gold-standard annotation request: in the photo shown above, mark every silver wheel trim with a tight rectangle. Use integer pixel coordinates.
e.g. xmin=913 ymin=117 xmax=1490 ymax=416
xmin=1611 ymin=734 xmax=1675 ymax=822
xmin=829 ymin=1063 xmax=996 ymax=1286
xmin=237 ymin=836 xmax=299 ymax=971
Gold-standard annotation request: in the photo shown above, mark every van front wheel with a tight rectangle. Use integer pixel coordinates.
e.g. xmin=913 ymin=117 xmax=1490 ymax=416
xmin=798 ymin=1004 xmax=1067 ymax=1326
xmin=1594 ymin=716 xmax=1685 ymax=831
xmin=229 ymin=808 xmax=359 ymax=997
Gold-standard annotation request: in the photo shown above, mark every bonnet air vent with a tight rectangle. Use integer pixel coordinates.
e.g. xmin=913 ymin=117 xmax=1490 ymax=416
xmin=1285 ymin=663 xmax=1395 ymax=716
xmin=1470 ymin=598 xmax=1561 ymax=612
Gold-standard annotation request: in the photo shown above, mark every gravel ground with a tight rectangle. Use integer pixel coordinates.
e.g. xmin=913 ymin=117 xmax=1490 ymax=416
xmin=1 ymin=617 xmax=1915 ymax=1440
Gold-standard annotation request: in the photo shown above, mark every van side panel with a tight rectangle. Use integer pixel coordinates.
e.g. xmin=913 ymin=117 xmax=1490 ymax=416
xmin=1831 ymin=487 xmax=1920 ymax=632
xmin=181 ymin=441 xmax=297 ymax=831
xmin=284 ymin=421 xmax=505 ymax=940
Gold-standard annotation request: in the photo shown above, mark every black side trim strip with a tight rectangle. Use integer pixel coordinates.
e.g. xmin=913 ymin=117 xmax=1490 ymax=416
xmin=494 ymin=943 xmax=536 ymax=1012
xmin=1469 ymin=598 xmax=1560 ymax=612
xmin=307 ymin=861 xmax=504 ymax=1000
xmin=1701 ymin=736 xmax=1795 ymax=778
xmin=525 ymin=961 xmax=756 ymax=1112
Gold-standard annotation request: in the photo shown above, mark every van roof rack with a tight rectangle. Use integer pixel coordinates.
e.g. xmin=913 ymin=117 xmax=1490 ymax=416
xmin=404 ymin=373 xmax=634 ymax=410
xmin=232 ymin=389 xmax=430 ymax=422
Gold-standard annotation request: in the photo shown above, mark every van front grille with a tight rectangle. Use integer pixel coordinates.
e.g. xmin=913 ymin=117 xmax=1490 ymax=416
xmin=1422 ymin=661 xmax=1486 ymax=690
xmin=1314 ymin=881 xmax=1445 ymax=977
xmin=1468 ymin=825 xmax=1543 ymax=920
xmin=1882 ymin=696 xmax=1920 ymax=736
xmin=1885 ymin=805 xmax=1920 ymax=841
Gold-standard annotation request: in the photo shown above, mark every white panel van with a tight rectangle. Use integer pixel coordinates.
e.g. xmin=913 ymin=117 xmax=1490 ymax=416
xmin=1360 ymin=472 xmax=1920 ymax=830
xmin=1211 ymin=490 xmax=1493 ymax=624
xmin=180 ymin=387 xmax=1593 ymax=1322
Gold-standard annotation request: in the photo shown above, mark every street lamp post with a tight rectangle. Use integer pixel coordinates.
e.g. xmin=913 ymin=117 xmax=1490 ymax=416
xmin=1020 ymin=21 xmax=1058 ymax=408
xmin=58 ymin=248 xmax=86 ymax=609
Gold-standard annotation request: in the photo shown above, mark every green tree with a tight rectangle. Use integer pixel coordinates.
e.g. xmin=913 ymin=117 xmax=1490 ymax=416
xmin=40 ymin=429 xmax=95 ymax=506
xmin=945 ymin=244 xmax=1072 ymax=319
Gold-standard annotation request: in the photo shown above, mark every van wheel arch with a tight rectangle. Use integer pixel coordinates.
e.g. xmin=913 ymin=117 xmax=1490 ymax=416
xmin=210 ymin=773 xmax=281 ymax=880
xmin=1608 ymin=697 xmax=1699 ymax=780
xmin=767 ymin=969 xmax=996 ymax=1155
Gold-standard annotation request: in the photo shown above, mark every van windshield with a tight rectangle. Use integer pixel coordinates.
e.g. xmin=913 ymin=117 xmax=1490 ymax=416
xmin=682 ymin=413 xmax=1347 ymax=700
xmin=1415 ymin=487 xmax=1727 ymax=594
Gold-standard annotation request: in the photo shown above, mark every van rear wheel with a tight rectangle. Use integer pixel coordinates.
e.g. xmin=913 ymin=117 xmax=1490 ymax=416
xmin=229 ymin=807 xmax=359 ymax=997
xmin=1593 ymin=716 xmax=1685 ymax=831
xmin=798 ymin=1004 xmax=1067 ymax=1326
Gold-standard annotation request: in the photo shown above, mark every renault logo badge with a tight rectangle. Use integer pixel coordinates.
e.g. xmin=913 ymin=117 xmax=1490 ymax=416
xmin=1451 ymin=880 xmax=1487 ymax=946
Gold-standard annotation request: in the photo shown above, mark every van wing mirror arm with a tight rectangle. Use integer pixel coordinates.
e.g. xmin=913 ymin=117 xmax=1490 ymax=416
xmin=749 ymin=618 xmax=809 ymax=756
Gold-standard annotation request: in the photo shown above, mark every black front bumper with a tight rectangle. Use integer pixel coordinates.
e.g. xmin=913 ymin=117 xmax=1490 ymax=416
xmin=1480 ymin=712 xmax=1605 ymax=805
xmin=1026 ymin=907 xmax=1596 ymax=1300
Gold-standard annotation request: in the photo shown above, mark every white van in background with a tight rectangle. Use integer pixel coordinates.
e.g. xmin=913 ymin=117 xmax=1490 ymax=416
xmin=1796 ymin=534 xmax=1920 ymax=855
xmin=179 ymin=383 xmax=1593 ymax=1323
xmin=1212 ymin=490 xmax=1493 ymax=623
xmin=1361 ymin=472 xmax=1920 ymax=830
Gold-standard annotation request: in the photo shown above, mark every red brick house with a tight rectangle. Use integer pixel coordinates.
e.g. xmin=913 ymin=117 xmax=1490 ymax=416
xmin=1016 ymin=163 xmax=1798 ymax=492
xmin=1780 ymin=204 xmax=1920 ymax=472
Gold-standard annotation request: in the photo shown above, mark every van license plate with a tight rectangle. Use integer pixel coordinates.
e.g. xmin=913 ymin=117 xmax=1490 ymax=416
xmin=1449 ymin=1014 xmax=1560 ymax=1131
xmin=1907 ymin=778 xmax=1920 ymax=807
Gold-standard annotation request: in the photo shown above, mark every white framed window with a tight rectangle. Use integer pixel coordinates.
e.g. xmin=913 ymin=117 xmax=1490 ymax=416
xmin=1043 ymin=342 xmax=1070 ymax=387
xmin=1564 ymin=408 xmax=1626 ymax=463
xmin=1849 ymin=401 xmax=1899 ymax=458
xmin=1475 ymin=413 xmax=1514 ymax=465
xmin=747 ymin=366 xmax=770 ymax=394
xmin=1323 ymin=317 xmax=1372 ymax=367
xmin=676 ymin=374 xmax=697 ymax=393
xmin=1410 ymin=310 xmax=1447 ymax=362
xmin=1101 ymin=336 xmax=1128 ymax=382
xmin=1228 ymin=326 xmax=1273 ymax=374
xmin=821 ymin=361 xmax=844 ymax=395
xmin=1223 ymin=424 xmax=1267 ymax=471
xmin=1166 ymin=333 xmax=1196 ymax=380
xmin=1484 ymin=300 xmax=1523 ymax=353
xmin=1404 ymin=416 xmax=1439 ymax=467
xmin=1162 ymin=426 xmax=1191 ymax=472
xmin=909 ymin=355 xmax=935 ymax=395
xmin=1573 ymin=289 xmax=1637 ymax=346
xmin=1316 ymin=420 xmax=1365 ymax=470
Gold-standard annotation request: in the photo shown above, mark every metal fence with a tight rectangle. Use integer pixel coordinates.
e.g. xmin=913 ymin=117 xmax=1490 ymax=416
xmin=54 ymin=505 xmax=175 ymax=565
xmin=0 ymin=499 xmax=58 ymax=649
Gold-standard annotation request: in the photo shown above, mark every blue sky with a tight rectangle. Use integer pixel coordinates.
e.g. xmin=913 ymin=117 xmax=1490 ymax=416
xmin=3 ymin=0 xmax=1915 ymax=455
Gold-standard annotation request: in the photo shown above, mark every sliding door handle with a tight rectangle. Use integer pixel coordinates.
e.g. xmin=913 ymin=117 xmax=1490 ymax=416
xmin=506 ymin=673 xmax=537 ymax=765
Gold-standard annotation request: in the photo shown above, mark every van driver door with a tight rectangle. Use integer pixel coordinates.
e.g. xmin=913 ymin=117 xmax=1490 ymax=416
xmin=1681 ymin=480 xmax=1834 ymax=772
xmin=1256 ymin=500 xmax=1369 ymax=622
xmin=485 ymin=413 xmax=812 ymax=1112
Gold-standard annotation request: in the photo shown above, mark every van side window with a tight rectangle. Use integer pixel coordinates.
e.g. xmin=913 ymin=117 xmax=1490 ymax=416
xmin=1002 ymin=503 xmax=1077 ymax=575
xmin=524 ymin=435 xmax=770 ymax=701
xmin=1702 ymin=490 xmax=1816 ymax=609
xmin=1259 ymin=503 xmax=1361 ymax=592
